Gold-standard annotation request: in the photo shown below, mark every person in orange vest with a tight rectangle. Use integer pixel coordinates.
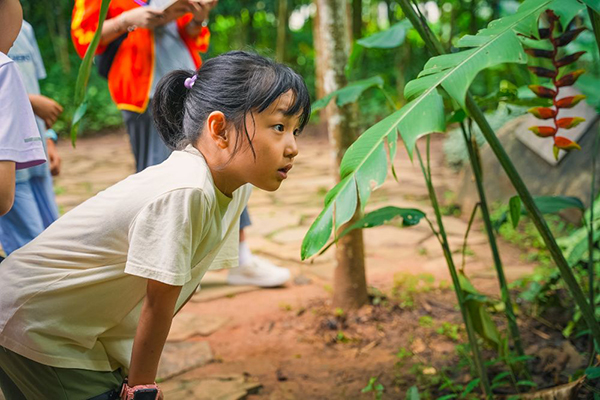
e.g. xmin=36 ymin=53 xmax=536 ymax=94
xmin=72 ymin=0 xmax=215 ymax=172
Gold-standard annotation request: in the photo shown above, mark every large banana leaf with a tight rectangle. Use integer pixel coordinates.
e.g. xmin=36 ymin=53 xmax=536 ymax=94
xmin=301 ymin=0 xmax=584 ymax=260
xmin=300 ymin=89 xmax=444 ymax=259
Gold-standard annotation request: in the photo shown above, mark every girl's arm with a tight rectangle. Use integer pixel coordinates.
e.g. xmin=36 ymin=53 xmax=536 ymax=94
xmin=127 ymin=279 xmax=182 ymax=386
xmin=0 ymin=161 xmax=15 ymax=216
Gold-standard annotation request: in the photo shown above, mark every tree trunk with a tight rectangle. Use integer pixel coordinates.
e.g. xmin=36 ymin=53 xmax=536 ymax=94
xmin=276 ymin=0 xmax=288 ymax=62
xmin=314 ymin=0 xmax=368 ymax=310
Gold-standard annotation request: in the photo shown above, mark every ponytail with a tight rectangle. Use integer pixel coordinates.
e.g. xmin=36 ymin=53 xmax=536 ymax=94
xmin=152 ymin=70 xmax=194 ymax=150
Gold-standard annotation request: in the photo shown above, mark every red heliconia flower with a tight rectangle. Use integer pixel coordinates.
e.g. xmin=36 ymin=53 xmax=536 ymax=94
xmin=529 ymin=85 xmax=557 ymax=99
xmin=528 ymin=66 xmax=557 ymax=79
xmin=555 ymin=69 xmax=585 ymax=87
xmin=556 ymin=117 xmax=585 ymax=129
xmin=555 ymin=95 xmax=587 ymax=109
xmin=528 ymin=107 xmax=557 ymax=119
xmin=529 ymin=126 xmax=557 ymax=137
xmin=556 ymin=27 xmax=586 ymax=47
xmin=554 ymin=136 xmax=581 ymax=150
xmin=525 ymin=48 xmax=554 ymax=59
xmin=555 ymin=51 xmax=586 ymax=68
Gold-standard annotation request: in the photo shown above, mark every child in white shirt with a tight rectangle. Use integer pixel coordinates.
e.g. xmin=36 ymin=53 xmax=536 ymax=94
xmin=0 ymin=0 xmax=47 ymax=216
xmin=0 ymin=51 xmax=310 ymax=400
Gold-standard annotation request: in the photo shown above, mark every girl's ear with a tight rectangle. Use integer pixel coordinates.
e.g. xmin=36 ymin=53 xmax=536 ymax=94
xmin=206 ymin=111 xmax=229 ymax=149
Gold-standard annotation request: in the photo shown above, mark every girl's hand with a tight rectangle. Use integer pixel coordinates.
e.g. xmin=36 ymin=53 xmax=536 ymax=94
xmin=120 ymin=7 xmax=165 ymax=30
xmin=29 ymin=94 xmax=63 ymax=129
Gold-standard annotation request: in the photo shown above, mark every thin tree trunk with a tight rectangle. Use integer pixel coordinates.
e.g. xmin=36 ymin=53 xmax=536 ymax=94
xmin=315 ymin=0 xmax=368 ymax=310
xmin=276 ymin=0 xmax=288 ymax=62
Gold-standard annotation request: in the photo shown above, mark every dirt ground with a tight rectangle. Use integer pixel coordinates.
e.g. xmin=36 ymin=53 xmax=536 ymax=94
xmin=49 ymin=128 xmax=542 ymax=399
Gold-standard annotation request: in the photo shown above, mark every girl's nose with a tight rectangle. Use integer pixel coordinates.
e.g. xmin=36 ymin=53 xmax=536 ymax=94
xmin=285 ymin=133 xmax=299 ymax=159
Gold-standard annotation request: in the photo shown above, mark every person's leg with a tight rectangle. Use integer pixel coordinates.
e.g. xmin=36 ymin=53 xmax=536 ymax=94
xmin=0 ymin=346 xmax=123 ymax=400
xmin=29 ymin=173 xmax=59 ymax=228
xmin=0 ymin=180 xmax=45 ymax=255
xmin=121 ymin=101 xmax=172 ymax=173
xmin=227 ymin=207 xmax=291 ymax=287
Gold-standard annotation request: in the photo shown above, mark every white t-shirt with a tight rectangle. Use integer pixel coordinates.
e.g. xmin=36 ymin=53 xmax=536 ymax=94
xmin=0 ymin=52 xmax=46 ymax=170
xmin=0 ymin=146 xmax=251 ymax=371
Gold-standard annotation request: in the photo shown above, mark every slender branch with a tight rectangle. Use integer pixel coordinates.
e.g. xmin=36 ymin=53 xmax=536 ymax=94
xmin=459 ymin=120 xmax=530 ymax=378
xmin=416 ymin=140 xmax=493 ymax=398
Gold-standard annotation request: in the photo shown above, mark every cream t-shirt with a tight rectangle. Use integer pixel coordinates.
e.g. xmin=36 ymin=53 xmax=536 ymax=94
xmin=0 ymin=145 xmax=251 ymax=371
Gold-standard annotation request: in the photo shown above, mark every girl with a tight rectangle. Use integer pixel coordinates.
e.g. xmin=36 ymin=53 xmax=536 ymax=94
xmin=0 ymin=51 xmax=310 ymax=400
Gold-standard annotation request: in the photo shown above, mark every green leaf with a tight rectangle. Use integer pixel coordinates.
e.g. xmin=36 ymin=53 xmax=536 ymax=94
xmin=532 ymin=196 xmax=585 ymax=214
xmin=301 ymin=89 xmax=445 ymax=259
xmin=311 ymin=76 xmax=385 ymax=113
xmin=516 ymin=380 xmax=538 ymax=387
xmin=458 ymin=273 xmax=503 ymax=350
xmin=405 ymin=386 xmax=420 ymax=400
xmin=580 ymin=0 xmax=600 ymax=14
xmin=577 ymin=74 xmax=600 ymax=113
xmin=357 ymin=20 xmax=412 ymax=49
xmin=587 ymin=367 xmax=600 ymax=379
xmin=70 ymin=0 xmax=111 ymax=145
xmin=462 ymin=378 xmax=481 ymax=397
xmin=315 ymin=206 xmax=426 ymax=256
xmin=404 ymin=0 xmax=568 ymax=109
xmin=509 ymin=196 xmax=522 ymax=228
xmin=550 ymin=1 xmax=585 ymax=27
xmin=437 ymin=395 xmax=457 ymax=400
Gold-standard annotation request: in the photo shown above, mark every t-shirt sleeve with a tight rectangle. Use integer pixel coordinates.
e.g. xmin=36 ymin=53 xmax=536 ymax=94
xmin=125 ymin=188 xmax=208 ymax=286
xmin=0 ymin=59 xmax=46 ymax=169
xmin=23 ymin=23 xmax=46 ymax=80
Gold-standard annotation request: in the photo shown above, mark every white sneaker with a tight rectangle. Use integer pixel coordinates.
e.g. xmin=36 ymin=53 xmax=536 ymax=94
xmin=227 ymin=256 xmax=291 ymax=287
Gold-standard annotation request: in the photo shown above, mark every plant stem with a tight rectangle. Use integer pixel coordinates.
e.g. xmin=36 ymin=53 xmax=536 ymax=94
xmin=588 ymin=7 xmax=600 ymax=56
xmin=459 ymin=122 xmax=531 ymax=379
xmin=415 ymin=139 xmax=493 ymax=398
xmin=398 ymin=0 xmax=600 ymax=349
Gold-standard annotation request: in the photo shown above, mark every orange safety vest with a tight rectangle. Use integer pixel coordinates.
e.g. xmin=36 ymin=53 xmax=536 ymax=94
xmin=71 ymin=0 xmax=210 ymax=113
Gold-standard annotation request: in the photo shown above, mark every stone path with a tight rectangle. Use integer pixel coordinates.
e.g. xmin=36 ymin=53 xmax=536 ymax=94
xmin=0 ymin=130 xmax=535 ymax=399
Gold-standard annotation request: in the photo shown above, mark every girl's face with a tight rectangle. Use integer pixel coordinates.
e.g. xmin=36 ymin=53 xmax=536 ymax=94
xmin=230 ymin=90 xmax=300 ymax=192
xmin=0 ymin=0 xmax=23 ymax=54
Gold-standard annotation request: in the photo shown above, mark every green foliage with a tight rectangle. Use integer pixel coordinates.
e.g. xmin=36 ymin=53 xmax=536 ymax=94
xmin=357 ymin=20 xmax=412 ymax=49
xmin=311 ymin=76 xmax=385 ymax=113
xmin=362 ymin=376 xmax=385 ymax=400
xmin=392 ymin=273 xmax=439 ymax=308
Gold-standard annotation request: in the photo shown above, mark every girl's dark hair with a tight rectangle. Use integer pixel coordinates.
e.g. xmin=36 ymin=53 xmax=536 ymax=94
xmin=153 ymin=51 xmax=311 ymax=156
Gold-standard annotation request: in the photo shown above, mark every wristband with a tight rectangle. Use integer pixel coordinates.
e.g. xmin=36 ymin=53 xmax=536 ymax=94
xmin=120 ymin=379 xmax=160 ymax=400
xmin=45 ymin=129 xmax=58 ymax=143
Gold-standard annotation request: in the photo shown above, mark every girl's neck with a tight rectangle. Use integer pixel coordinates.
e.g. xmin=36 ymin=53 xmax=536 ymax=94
xmin=193 ymin=144 xmax=242 ymax=198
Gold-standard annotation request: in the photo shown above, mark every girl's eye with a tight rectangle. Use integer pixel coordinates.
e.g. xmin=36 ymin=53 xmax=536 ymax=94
xmin=274 ymin=124 xmax=285 ymax=132
xmin=293 ymin=129 xmax=301 ymax=137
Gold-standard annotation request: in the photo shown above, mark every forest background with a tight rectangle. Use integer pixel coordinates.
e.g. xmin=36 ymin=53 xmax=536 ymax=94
xmin=21 ymin=0 xmax=527 ymax=136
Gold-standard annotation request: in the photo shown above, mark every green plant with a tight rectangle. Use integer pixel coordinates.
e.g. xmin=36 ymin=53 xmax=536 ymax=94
xmin=436 ymin=322 xmax=461 ymax=342
xmin=362 ymin=376 xmax=385 ymax=400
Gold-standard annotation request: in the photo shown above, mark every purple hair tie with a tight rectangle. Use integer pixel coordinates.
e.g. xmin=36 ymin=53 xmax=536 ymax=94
xmin=184 ymin=74 xmax=197 ymax=90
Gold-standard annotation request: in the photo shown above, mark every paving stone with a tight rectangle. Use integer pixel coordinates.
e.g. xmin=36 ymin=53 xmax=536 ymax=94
xmin=270 ymin=226 xmax=309 ymax=245
xmin=168 ymin=312 xmax=229 ymax=341
xmin=157 ymin=341 xmax=213 ymax=381
xmin=191 ymin=272 xmax=259 ymax=303
xmin=161 ymin=374 xmax=262 ymax=399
